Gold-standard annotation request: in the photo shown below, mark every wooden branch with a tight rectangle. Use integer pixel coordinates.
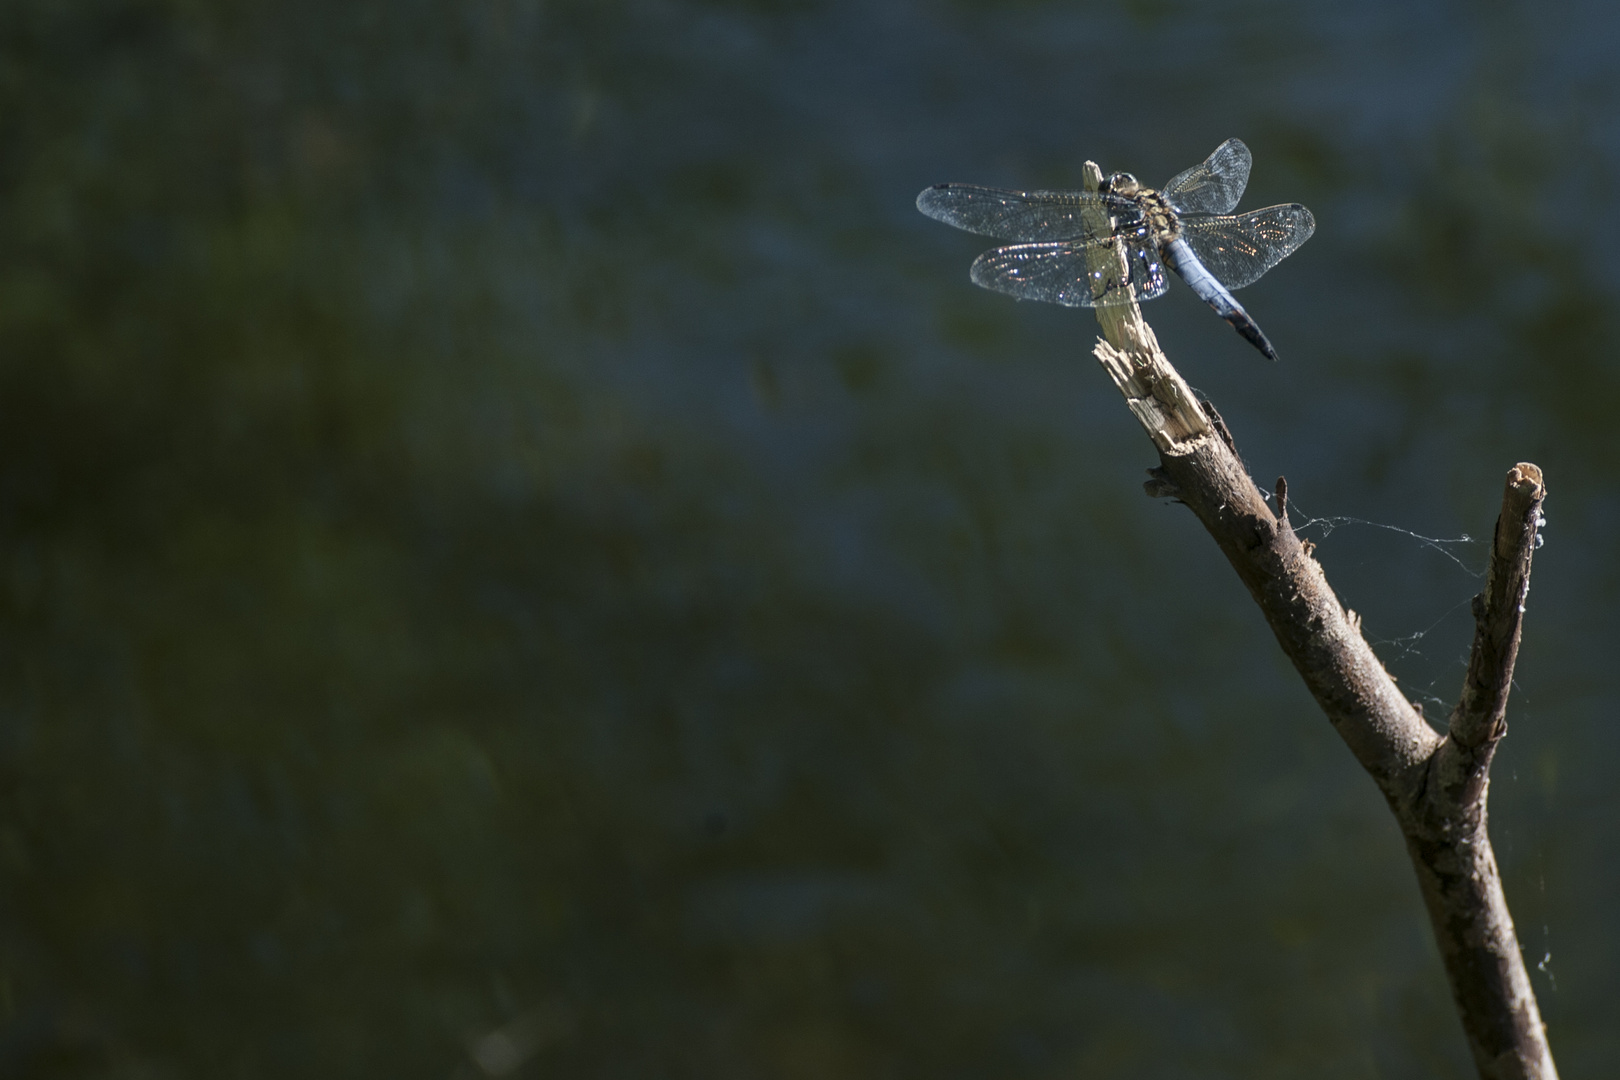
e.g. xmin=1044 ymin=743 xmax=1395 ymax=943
xmin=1078 ymin=161 xmax=1556 ymax=1080
xmin=1411 ymin=465 xmax=1553 ymax=1080
xmin=1450 ymin=464 xmax=1545 ymax=750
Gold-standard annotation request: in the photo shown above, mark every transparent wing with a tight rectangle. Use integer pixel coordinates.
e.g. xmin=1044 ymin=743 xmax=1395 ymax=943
xmin=916 ymin=183 xmax=1130 ymax=243
xmin=968 ymin=238 xmax=1169 ymax=308
xmin=1162 ymin=138 xmax=1252 ymax=216
xmin=1178 ymin=203 xmax=1315 ymax=290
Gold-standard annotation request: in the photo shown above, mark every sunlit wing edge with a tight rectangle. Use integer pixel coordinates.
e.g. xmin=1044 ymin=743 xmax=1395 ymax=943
xmin=1178 ymin=203 xmax=1315 ymax=290
xmin=1161 ymin=138 xmax=1252 ymax=217
xmin=916 ymin=184 xmax=1109 ymax=243
xmin=967 ymin=241 xmax=1169 ymax=308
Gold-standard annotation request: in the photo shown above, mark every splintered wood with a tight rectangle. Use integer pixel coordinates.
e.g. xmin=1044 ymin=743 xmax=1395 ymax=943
xmin=1078 ymin=161 xmax=1210 ymax=452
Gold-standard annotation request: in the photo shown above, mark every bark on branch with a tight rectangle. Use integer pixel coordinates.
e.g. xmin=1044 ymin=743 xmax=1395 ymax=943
xmin=1077 ymin=163 xmax=1556 ymax=1079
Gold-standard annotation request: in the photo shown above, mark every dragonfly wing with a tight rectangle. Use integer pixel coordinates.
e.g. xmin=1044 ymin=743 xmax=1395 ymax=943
xmin=969 ymin=239 xmax=1169 ymax=308
xmin=1162 ymin=138 xmax=1252 ymax=216
xmin=917 ymin=183 xmax=1119 ymax=242
xmin=1178 ymin=203 xmax=1315 ymax=290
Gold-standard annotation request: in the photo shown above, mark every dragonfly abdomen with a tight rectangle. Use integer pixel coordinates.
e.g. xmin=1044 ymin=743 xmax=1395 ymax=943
xmin=1162 ymin=237 xmax=1278 ymax=361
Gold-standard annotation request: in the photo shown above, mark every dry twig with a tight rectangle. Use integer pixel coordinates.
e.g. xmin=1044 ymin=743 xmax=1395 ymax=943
xmin=1077 ymin=161 xmax=1556 ymax=1080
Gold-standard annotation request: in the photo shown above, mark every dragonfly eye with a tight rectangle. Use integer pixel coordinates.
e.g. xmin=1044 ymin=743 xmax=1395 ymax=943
xmin=1106 ymin=172 xmax=1140 ymax=195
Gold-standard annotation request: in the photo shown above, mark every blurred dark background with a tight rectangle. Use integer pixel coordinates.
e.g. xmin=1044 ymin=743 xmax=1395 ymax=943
xmin=1 ymin=0 xmax=1615 ymax=1076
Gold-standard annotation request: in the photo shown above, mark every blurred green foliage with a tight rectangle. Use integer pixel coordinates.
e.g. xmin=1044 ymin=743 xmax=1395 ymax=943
xmin=0 ymin=1 xmax=1612 ymax=1077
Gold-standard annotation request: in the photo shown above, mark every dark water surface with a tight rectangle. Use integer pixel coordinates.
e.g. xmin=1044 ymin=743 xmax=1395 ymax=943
xmin=2 ymin=0 xmax=1616 ymax=1076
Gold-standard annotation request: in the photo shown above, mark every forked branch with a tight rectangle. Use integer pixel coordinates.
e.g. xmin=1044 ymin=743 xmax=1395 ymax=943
xmin=1076 ymin=160 xmax=1556 ymax=1079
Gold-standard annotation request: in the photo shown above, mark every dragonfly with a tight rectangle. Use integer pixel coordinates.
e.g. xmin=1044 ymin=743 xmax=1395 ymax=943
xmin=915 ymin=138 xmax=1314 ymax=361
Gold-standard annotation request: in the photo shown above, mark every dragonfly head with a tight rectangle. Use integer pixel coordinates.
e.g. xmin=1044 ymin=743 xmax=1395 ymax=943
xmin=1102 ymin=171 xmax=1142 ymax=196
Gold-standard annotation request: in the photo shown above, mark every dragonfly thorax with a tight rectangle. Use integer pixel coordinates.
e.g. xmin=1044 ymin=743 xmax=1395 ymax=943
xmin=1100 ymin=173 xmax=1180 ymax=243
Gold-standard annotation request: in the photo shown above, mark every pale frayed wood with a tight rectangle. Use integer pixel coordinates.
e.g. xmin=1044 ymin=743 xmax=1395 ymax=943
xmin=1079 ymin=160 xmax=1208 ymax=452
